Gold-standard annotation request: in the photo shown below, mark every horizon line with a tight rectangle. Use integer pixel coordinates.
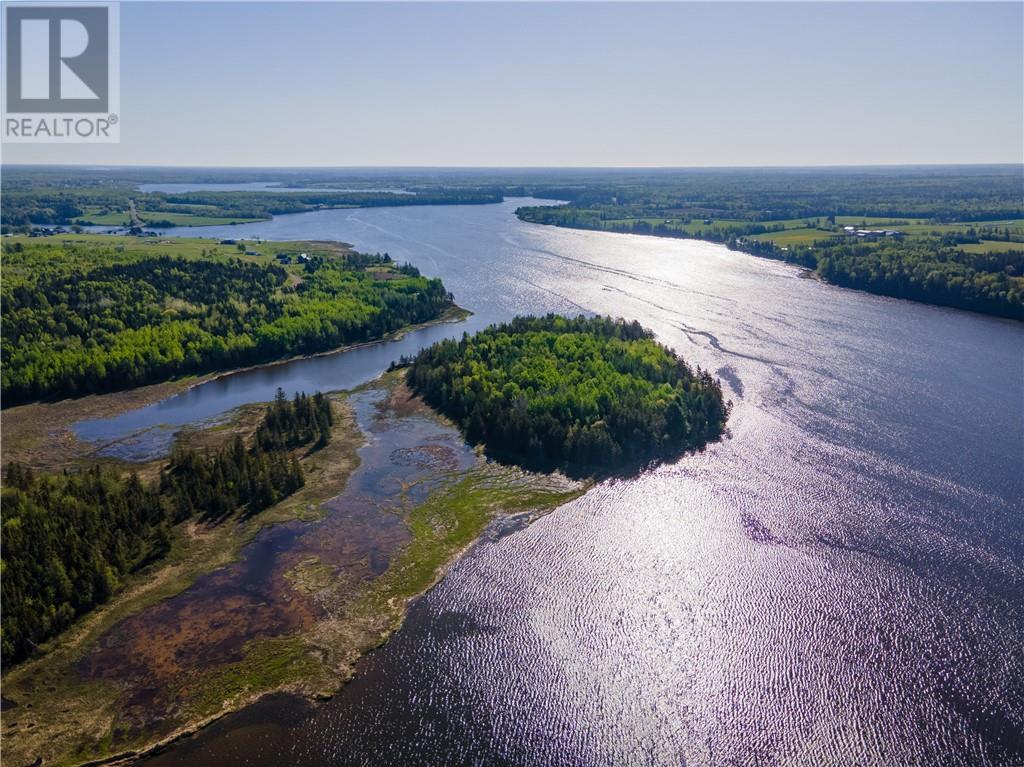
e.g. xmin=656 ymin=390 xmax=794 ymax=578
xmin=3 ymin=161 xmax=1022 ymax=171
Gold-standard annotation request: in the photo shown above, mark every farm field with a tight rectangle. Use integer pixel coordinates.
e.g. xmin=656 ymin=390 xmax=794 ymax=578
xmin=958 ymin=239 xmax=1024 ymax=254
xmin=2 ymin=233 xmax=330 ymax=266
xmin=73 ymin=205 xmax=263 ymax=227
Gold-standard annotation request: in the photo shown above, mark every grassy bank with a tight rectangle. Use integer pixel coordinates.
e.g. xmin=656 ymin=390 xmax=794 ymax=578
xmin=0 ymin=374 xmax=586 ymax=767
xmin=0 ymin=393 xmax=364 ymax=767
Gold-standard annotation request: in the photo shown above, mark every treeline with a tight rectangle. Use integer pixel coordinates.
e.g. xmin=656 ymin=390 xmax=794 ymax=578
xmin=516 ymin=166 xmax=1024 ymax=222
xmin=811 ymin=241 xmax=1024 ymax=319
xmin=517 ymin=206 xmax=1024 ymax=319
xmin=5 ymin=165 xmax=1020 ymax=229
xmin=1 ymin=464 xmax=167 ymax=668
xmin=161 ymin=388 xmax=331 ymax=521
xmin=0 ymin=186 xmax=130 ymax=229
xmin=0 ymin=186 xmax=503 ymax=230
xmin=1 ymin=390 xmax=331 ymax=668
xmin=154 ymin=189 xmax=503 ymax=221
xmin=518 ymin=205 xmax=786 ymax=243
xmin=721 ymin=237 xmax=1024 ymax=319
xmin=2 ymin=242 xmax=454 ymax=403
xmin=407 ymin=315 xmax=728 ymax=477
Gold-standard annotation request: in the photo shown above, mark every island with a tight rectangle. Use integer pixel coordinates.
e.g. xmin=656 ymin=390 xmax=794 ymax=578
xmin=0 ymin=247 xmax=731 ymax=766
xmin=405 ymin=314 xmax=730 ymax=477
xmin=0 ymin=235 xmax=595 ymax=767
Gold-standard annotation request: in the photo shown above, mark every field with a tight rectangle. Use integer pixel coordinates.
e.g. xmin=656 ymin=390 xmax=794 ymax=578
xmin=748 ymin=228 xmax=836 ymax=246
xmin=959 ymin=239 xmax=1024 ymax=254
xmin=73 ymin=205 xmax=263 ymax=227
xmin=748 ymin=219 xmax=1024 ymax=252
xmin=137 ymin=210 xmax=265 ymax=226
xmin=3 ymin=232 xmax=351 ymax=267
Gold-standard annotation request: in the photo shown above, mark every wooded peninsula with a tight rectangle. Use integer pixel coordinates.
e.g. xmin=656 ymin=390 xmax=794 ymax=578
xmin=2 ymin=236 xmax=455 ymax=404
xmin=2 ymin=388 xmax=331 ymax=667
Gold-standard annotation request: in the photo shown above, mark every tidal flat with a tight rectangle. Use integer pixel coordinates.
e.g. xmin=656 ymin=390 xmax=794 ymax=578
xmin=0 ymin=372 xmax=585 ymax=767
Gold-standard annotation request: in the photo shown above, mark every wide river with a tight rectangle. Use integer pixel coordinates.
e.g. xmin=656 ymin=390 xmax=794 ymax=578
xmin=79 ymin=199 xmax=1023 ymax=766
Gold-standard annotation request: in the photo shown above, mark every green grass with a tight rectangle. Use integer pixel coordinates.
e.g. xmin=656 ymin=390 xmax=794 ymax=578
xmin=136 ymin=210 xmax=264 ymax=226
xmin=367 ymin=466 xmax=584 ymax=607
xmin=749 ymin=227 xmax=835 ymax=246
xmin=73 ymin=207 xmax=132 ymax=225
xmin=176 ymin=636 xmax=320 ymax=720
xmin=833 ymin=215 xmax=925 ymax=227
xmin=73 ymin=206 xmax=263 ymax=227
xmin=958 ymin=239 xmax=1024 ymax=254
xmin=3 ymin=233 xmax=352 ymax=272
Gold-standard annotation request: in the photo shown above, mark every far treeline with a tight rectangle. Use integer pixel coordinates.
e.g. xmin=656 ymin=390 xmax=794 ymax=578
xmin=1 ymin=239 xmax=455 ymax=404
xmin=1 ymin=388 xmax=332 ymax=668
xmin=0 ymin=182 xmax=503 ymax=230
xmin=514 ymin=166 xmax=1024 ymax=320
xmin=405 ymin=314 xmax=729 ymax=477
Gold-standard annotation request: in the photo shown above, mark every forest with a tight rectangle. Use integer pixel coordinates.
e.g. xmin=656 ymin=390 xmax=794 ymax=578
xmin=794 ymin=239 xmax=1023 ymax=318
xmin=0 ymin=389 xmax=332 ymax=668
xmin=1 ymin=239 xmax=455 ymax=403
xmin=405 ymin=315 xmax=728 ymax=477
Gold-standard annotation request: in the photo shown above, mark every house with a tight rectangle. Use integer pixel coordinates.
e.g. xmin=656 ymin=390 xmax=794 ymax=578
xmin=219 ymin=239 xmax=237 ymax=245
xmin=298 ymin=252 xmax=310 ymax=262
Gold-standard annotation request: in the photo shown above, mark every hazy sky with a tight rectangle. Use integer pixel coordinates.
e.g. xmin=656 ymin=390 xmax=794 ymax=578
xmin=5 ymin=1 xmax=1022 ymax=167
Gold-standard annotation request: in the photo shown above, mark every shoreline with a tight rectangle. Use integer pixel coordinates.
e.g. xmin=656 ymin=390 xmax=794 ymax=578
xmin=1 ymin=371 xmax=586 ymax=767
xmin=514 ymin=214 xmax=1023 ymax=321
xmin=0 ymin=304 xmax=472 ymax=473
xmin=82 ymin=505 xmax=537 ymax=767
xmin=172 ymin=303 xmax=472 ymax=397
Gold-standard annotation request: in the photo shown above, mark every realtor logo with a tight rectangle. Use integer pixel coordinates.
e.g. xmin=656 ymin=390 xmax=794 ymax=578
xmin=6 ymin=6 xmax=109 ymax=112
xmin=3 ymin=2 xmax=120 ymax=142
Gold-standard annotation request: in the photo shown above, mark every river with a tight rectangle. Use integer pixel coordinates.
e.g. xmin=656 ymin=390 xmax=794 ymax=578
xmin=77 ymin=198 xmax=1022 ymax=766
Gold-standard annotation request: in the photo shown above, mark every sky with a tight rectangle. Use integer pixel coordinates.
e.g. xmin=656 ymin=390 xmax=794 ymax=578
xmin=3 ymin=1 xmax=1022 ymax=167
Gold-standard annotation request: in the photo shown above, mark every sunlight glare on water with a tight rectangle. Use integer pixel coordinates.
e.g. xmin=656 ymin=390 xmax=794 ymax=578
xmin=123 ymin=199 xmax=1023 ymax=767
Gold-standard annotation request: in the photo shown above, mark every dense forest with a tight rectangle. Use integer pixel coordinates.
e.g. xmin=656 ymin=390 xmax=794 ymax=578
xmin=406 ymin=315 xmax=728 ymax=477
xmin=0 ymin=390 xmax=332 ymax=668
xmin=799 ymin=240 xmax=1023 ymax=318
xmin=1 ymin=464 xmax=166 ymax=667
xmin=1 ymin=240 xmax=455 ymax=403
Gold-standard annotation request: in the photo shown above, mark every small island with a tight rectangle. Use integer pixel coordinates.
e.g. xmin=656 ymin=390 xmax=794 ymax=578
xmin=406 ymin=314 xmax=729 ymax=477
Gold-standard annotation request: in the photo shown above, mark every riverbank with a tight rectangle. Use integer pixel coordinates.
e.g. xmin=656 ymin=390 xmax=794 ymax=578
xmin=0 ymin=304 xmax=471 ymax=475
xmin=514 ymin=209 xmax=1024 ymax=321
xmin=0 ymin=372 xmax=586 ymax=767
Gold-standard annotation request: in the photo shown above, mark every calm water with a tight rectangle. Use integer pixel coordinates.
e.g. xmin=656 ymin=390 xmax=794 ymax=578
xmin=95 ymin=199 xmax=1022 ymax=766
